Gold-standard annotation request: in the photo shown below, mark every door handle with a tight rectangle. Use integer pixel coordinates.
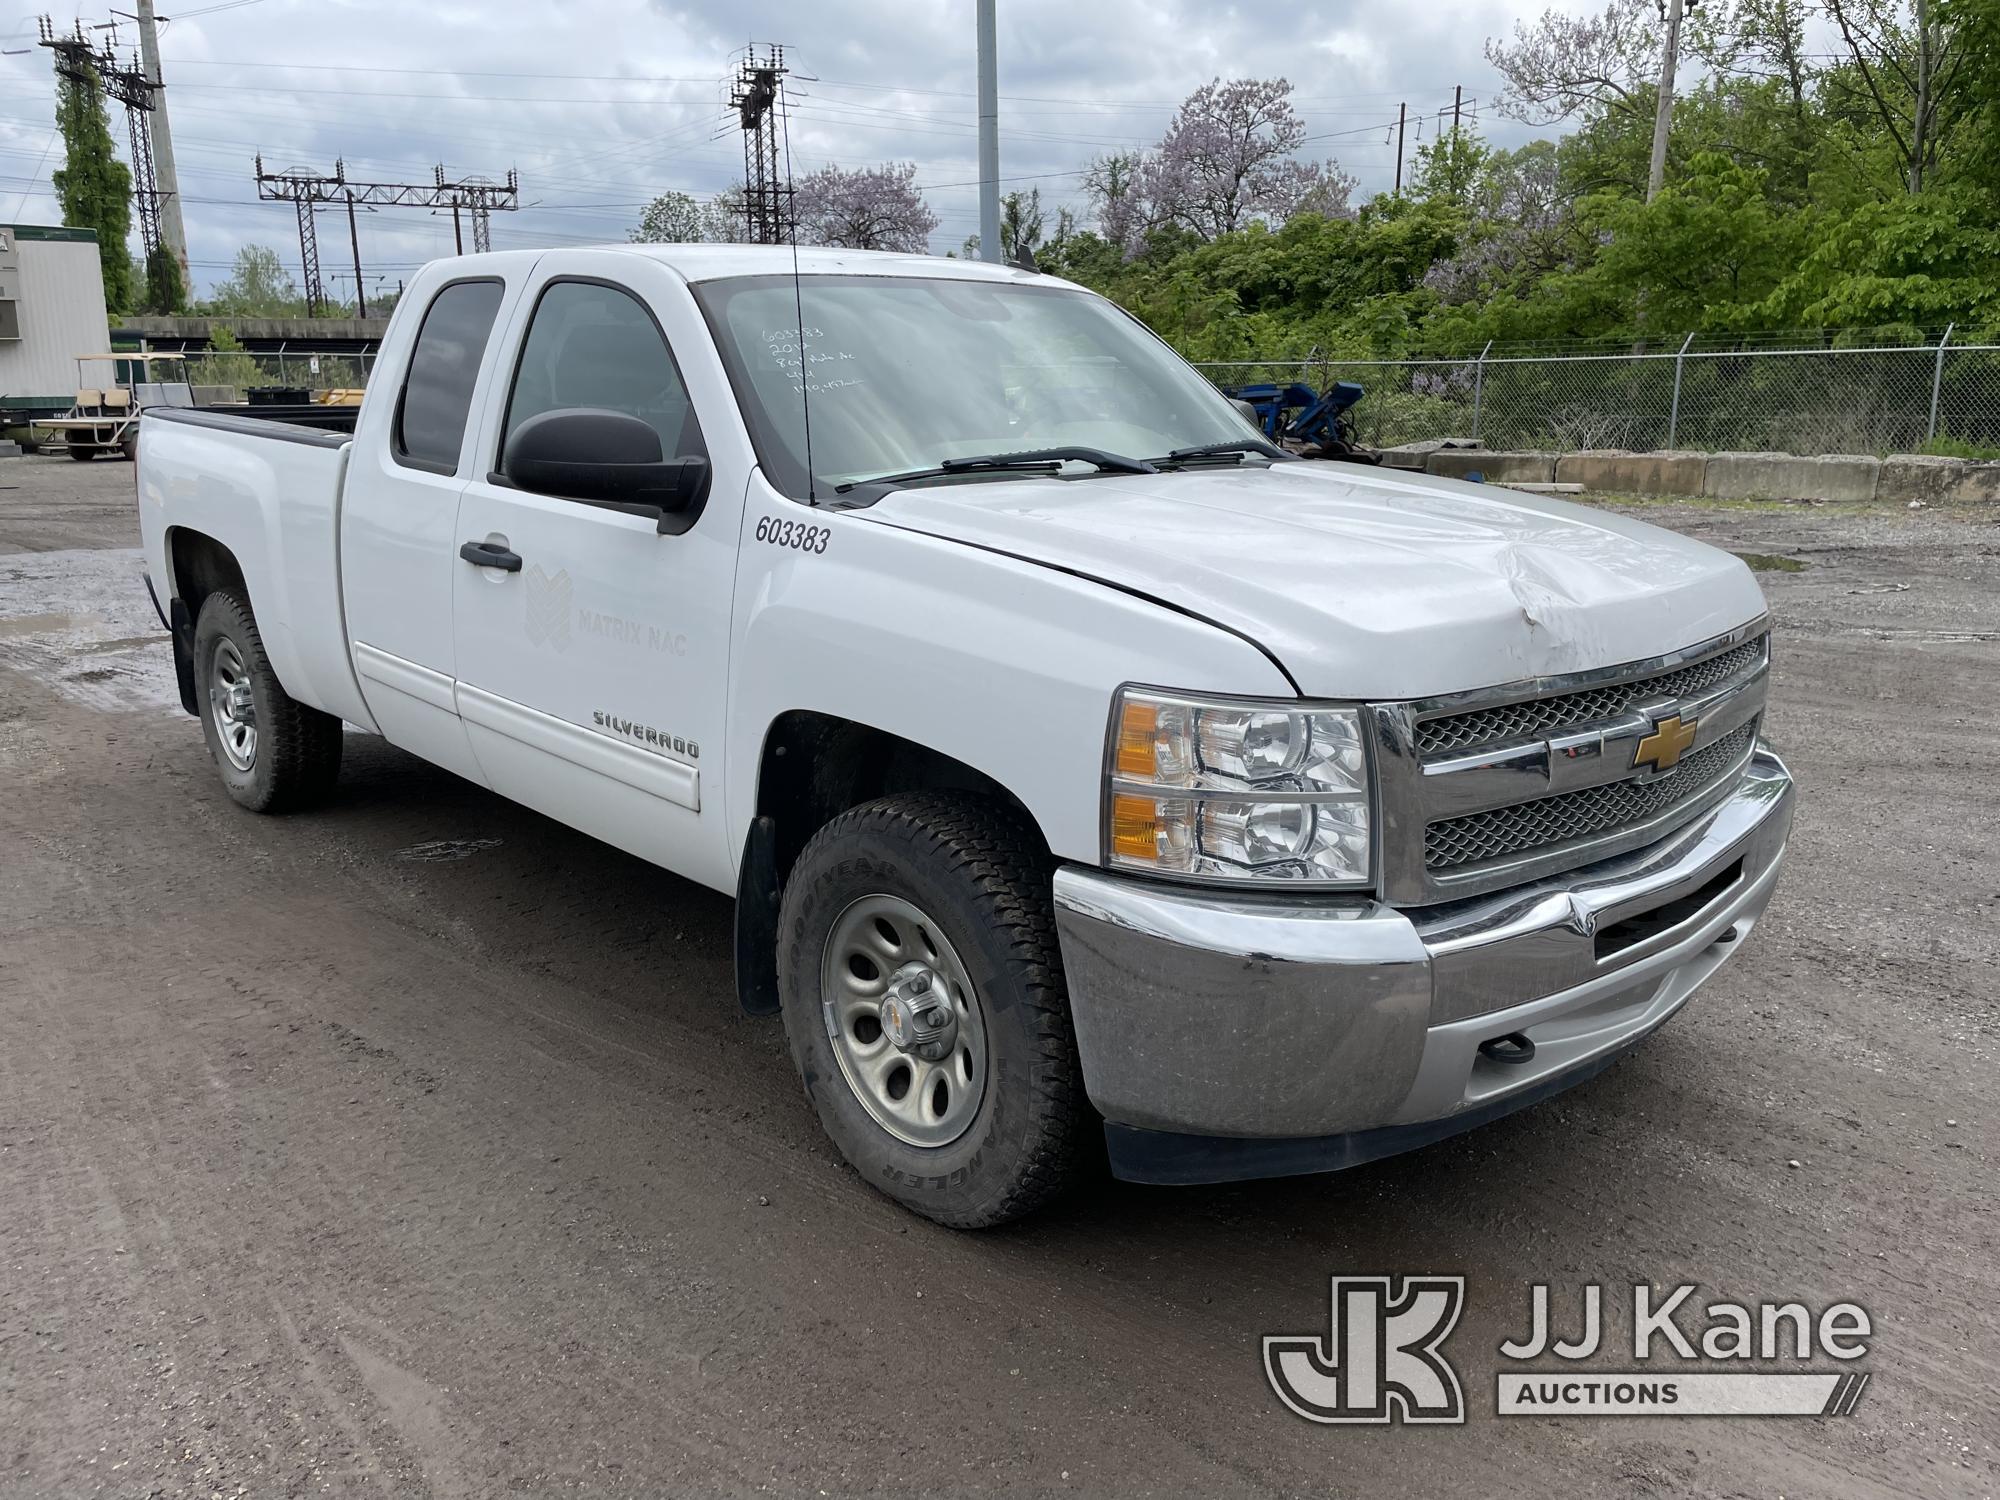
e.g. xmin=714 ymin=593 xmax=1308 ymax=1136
xmin=459 ymin=539 xmax=522 ymax=572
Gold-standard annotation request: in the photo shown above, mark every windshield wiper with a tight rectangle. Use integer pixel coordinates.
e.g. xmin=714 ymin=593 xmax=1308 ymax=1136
xmin=835 ymin=446 xmax=1158 ymax=495
xmin=1159 ymin=438 xmax=1293 ymax=465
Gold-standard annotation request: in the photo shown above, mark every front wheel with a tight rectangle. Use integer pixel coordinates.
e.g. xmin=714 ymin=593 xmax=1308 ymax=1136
xmin=778 ymin=793 xmax=1087 ymax=1228
xmin=193 ymin=589 xmax=343 ymax=812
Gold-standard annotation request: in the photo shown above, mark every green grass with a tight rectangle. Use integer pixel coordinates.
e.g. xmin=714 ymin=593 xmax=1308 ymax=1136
xmin=1914 ymin=435 xmax=2000 ymax=461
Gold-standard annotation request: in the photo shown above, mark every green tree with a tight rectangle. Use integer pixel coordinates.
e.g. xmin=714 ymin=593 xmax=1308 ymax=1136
xmin=204 ymin=245 xmax=302 ymax=317
xmin=1762 ymin=185 xmax=2000 ymax=330
xmin=629 ymin=190 xmax=707 ymax=243
xmin=143 ymin=244 xmax=185 ymax=315
xmin=51 ymin=52 xmax=133 ymax=314
xmin=1000 ymin=188 xmax=1045 ymax=261
xmin=188 ymin=325 xmax=266 ymax=397
xmin=1410 ymin=129 xmax=1492 ymax=207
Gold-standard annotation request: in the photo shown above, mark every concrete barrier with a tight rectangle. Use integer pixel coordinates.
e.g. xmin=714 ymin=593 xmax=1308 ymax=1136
xmin=1945 ymin=462 xmax=2000 ymax=506
xmin=1554 ymin=449 xmax=1707 ymax=496
xmin=1382 ymin=444 xmax=1996 ymax=506
xmin=1703 ymin=451 xmax=1881 ymax=504
xmin=1425 ymin=450 xmax=1556 ymax=484
xmin=1877 ymin=455 xmax=1966 ymax=505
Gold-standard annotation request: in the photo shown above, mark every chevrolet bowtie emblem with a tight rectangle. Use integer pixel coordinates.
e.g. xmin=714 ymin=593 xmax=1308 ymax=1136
xmin=1634 ymin=713 xmax=1699 ymax=773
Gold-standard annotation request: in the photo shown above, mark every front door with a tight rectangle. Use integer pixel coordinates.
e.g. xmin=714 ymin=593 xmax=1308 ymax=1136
xmin=450 ymin=261 xmax=743 ymax=891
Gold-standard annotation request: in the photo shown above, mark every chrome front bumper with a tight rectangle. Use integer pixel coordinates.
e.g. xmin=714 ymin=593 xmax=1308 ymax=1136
xmin=1052 ymin=748 xmax=1795 ymax=1184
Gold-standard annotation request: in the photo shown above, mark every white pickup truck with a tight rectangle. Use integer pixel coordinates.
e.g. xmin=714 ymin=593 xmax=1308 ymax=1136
xmin=138 ymin=245 xmax=1793 ymax=1227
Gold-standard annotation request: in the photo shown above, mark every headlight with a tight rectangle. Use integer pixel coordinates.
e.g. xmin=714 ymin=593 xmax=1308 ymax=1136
xmin=1104 ymin=687 xmax=1372 ymax=887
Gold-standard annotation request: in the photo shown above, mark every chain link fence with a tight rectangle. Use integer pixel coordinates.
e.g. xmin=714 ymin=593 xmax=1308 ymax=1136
xmin=178 ymin=348 xmax=379 ymax=402
xmin=1195 ymin=331 xmax=2000 ymax=457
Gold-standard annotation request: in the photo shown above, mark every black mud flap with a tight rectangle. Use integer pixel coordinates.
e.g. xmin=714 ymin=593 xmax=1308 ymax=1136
xmin=734 ymin=815 xmax=782 ymax=1016
xmin=168 ymin=595 xmax=199 ymax=717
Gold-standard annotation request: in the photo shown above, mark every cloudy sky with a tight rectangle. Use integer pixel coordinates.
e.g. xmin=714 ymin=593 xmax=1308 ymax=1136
xmin=0 ymin=0 xmax=1605 ymax=298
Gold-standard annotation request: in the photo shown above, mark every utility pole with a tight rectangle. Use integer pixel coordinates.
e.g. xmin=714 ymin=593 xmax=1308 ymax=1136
xmin=975 ymin=0 xmax=1000 ymax=263
xmin=345 ymin=190 xmax=366 ymax=318
xmin=1910 ymin=0 xmax=1931 ymax=192
xmin=1452 ymin=84 xmax=1463 ymax=137
xmin=1647 ymin=0 xmax=1687 ymax=202
xmin=131 ymin=0 xmax=187 ymax=285
xmin=1394 ymin=102 xmax=1406 ymax=194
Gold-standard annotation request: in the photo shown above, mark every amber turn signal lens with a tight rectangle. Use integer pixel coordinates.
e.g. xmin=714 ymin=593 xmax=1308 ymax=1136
xmin=1109 ymin=792 xmax=1159 ymax=862
xmin=1115 ymin=701 xmax=1158 ymax=780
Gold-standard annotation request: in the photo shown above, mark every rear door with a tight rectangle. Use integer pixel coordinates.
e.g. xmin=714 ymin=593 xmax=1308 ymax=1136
xmin=449 ymin=255 xmax=747 ymax=891
xmin=341 ymin=271 xmax=520 ymax=782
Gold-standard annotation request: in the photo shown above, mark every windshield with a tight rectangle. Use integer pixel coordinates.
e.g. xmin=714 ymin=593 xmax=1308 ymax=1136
xmin=690 ymin=273 xmax=1256 ymax=498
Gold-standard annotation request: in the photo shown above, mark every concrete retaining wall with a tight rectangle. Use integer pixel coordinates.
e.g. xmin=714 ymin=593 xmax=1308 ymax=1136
xmin=1424 ymin=450 xmax=1556 ymax=484
xmin=1552 ymin=450 xmax=1707 ymax=496
xmin=1417 ymin=447 xmax=2000 ymax=507
xmin=1703 ymin=452 xmax=1881 ymax=504
xmin=1946 ymin=463 xmax=2000 ymax=506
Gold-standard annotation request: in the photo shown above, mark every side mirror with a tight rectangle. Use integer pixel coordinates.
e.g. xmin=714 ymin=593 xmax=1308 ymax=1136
xmin=500 ymin=407 xmax=710 ymax=534
xmin=1231 ymin=397 xmax=1264 ymax=431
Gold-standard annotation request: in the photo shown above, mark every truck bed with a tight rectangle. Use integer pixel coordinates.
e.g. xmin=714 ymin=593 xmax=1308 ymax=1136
xmin=160 ymin=405 xmax=358 ymax=445
xmin=137 ymin=404 xmax=376 ymax=731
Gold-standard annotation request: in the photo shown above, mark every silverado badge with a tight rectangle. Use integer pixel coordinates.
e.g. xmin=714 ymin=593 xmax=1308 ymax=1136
xmin=1633 ymin=713 xmax=1699 ymax=773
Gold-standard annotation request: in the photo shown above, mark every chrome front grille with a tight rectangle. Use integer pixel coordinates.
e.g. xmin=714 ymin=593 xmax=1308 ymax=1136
xmin=1414 ymin=636 xmax=1767 ymax=757
xmin=1425 ymin=722 xmax=1758 ymax=870
xmin=1372 ymin=622 xmax=1772 ymax=905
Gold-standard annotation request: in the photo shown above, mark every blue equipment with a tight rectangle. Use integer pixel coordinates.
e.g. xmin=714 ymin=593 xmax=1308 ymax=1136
xmin=1223 ymin=379 xmax=1378 ymax=463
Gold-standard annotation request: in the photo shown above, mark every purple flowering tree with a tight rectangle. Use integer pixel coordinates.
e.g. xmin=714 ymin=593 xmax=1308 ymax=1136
xmin=792 ymin=162 xmax=940 ymax=253
xmin=1090 ymin=78 xmax=1352 ymax=255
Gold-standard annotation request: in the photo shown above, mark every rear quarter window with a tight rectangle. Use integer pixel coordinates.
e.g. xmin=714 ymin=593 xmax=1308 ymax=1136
xmin=394 ymin=279 xmax=505 ymax=473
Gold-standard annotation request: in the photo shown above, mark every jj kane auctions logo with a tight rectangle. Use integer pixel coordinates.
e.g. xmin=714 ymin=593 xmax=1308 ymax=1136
xmin=1265 ymin=1278 xmax=1873 ymax=1423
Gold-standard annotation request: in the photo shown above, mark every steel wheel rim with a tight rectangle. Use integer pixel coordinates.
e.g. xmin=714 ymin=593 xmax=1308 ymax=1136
xmin=208 ymin=638 xmax=258 ymax=771
xmin=821 ymin=893 xmax=988 ymax=1149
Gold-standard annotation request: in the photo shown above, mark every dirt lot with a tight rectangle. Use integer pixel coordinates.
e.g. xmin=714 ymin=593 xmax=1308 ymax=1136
xmin=0 ymin=455 xmax=1993 ymax=1498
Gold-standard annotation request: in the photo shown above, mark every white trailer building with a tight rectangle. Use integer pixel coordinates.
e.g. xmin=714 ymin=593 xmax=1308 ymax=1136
xmin=0 ymin=224 xmax=111 ymax=426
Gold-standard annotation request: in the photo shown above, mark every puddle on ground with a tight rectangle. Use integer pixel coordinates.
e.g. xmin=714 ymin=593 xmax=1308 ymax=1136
xmin=0 ymin=611 xmax=104 ymax=637
xmin=0 ymin=548 xmax=182 ymax=712
xmin=1733 ymin=552 xmax=1808 ymax=572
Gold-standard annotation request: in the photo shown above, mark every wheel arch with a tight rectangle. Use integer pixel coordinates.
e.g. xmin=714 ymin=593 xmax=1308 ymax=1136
xmin=732 ymin=709 xmax=1051 ymax=1016
xmin=163 ymin=528 xmax=251 ymax=717
xmin=167 ymin=526 xmax=251 ymax=623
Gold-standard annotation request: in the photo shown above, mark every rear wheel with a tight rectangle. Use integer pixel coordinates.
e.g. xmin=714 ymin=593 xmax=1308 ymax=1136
xmin=120 ymin=431 xmax=138 ymax=461
xmin=193 ymin=590 xmax=343 ymax=812
xmin=778 ymin=793 xmax=1087 ymax=1228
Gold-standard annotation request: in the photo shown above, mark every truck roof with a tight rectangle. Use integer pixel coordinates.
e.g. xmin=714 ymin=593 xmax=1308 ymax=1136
xmin=593 ymin=242 xmax=1064 ymax=288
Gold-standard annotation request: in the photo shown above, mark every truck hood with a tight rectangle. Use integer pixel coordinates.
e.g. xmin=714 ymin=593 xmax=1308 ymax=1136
xmin=864 ymin=462 xmax=1768 ymax=701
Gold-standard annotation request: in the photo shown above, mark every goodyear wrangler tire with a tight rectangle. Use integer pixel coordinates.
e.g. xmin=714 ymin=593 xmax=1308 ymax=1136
xmin=778 ymin=793 xmax=1088 ymax=1228
xmin=193 ymin=590 xmax=343 ymax=813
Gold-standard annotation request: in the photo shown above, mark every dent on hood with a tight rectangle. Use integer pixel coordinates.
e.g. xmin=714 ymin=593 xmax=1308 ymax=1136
xmin=1492 ymin=540 xmax=1619 ymax=678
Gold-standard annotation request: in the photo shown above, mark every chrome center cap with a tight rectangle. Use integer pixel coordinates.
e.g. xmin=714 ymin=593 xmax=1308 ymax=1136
xmin=879 ymin=964 xmax=957 ymax=1061
xmin=225 ymin=680 xmax=255 ymax=720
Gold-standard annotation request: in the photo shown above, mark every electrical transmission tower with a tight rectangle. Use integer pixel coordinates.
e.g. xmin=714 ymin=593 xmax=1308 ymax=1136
xmin=98 ymin=51 xmax=165 ymax=265
xmin=731 ymin=46 xmax=791 ymax=244
xmin=42 ymin=21 xmax=165 ymax=264
xmin=254 ymin=157 xmax=520 ymax=317
xmin=39 ymin=9 xmax=189 ymax=294
xmin=34 ymin=19 xmax=161 ymax=282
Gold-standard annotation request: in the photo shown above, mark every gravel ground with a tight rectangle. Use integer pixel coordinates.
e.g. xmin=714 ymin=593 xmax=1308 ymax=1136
xmin=0 ymin=455 xmax=1994 ymax=1498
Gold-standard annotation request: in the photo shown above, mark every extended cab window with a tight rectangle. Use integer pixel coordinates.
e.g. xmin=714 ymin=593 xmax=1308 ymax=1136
xmin=502 ymin=281 xmax=705 ymax=463
xmin=394 ymin=279 xmax=505 ymax=473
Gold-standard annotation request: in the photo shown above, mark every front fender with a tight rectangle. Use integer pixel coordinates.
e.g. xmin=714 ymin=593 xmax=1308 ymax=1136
xmin=724 ymin=489 xmax=1292 ymax=868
